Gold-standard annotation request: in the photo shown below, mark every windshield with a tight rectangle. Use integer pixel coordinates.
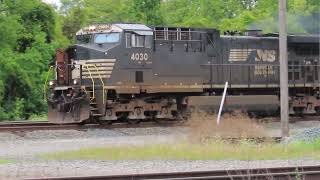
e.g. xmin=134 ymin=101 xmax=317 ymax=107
xmin=94 ymin=33 xmax=120 ymax=44
xmin=76 ymin=34 xmax=92 ymax=44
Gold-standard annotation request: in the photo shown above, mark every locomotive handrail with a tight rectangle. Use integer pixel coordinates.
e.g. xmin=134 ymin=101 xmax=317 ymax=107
xmin=154 ymin=29 xmax=207 ymax=34
xmin=83 ymin=64 xmax=95 ymax=100
xmin=44 ymin=63 xmax=106 ymax=103
xmin=154 ymin=39 xmax=202 ymax=42
xmin=154 ymin=29 xmax=207 ymax=41
xmin=93 ymin=64 xmax=106 ymax=104
xmin=43 ymin=66 xmax=54 ymax=101
xmin=201 ymin=63 xmax=320 ymax=67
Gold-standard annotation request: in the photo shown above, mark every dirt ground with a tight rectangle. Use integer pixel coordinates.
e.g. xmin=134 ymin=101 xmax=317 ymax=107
xmin=186 ymin=111 xmax=270 ymax=142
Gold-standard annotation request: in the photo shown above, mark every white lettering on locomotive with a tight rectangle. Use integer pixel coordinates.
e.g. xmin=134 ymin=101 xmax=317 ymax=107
xmin=255 ymin=50 xmax=276 ymax=62
xmin=254 ymin=65 xmax=275 ymax=76
xmin=130 ymin=53 xmax=149 ymax=61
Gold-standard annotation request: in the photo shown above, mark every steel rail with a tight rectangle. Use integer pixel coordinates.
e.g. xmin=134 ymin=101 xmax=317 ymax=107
xmin=0 ymin=121 xmax=283 ymax=144
xmin=0 ymin=121 xmax=283 ymax=143
xmin=0 ymin=121 xmax=184 ymax=132
xmin=290 ymin=115 xmax=320 ymax=122
xmin=0 ymin=122 xmax=80 ymax=131
xmin=27 ymin=165 xmax=320 ymax=180
xmin=0 ymin=115 xmax=318 ymax=132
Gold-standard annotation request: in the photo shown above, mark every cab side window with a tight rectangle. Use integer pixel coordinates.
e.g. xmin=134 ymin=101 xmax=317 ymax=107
xmin=125 ymin=33 xmax=131 ymax=48
xmin=132 ymin=34 xmax=144 ymax=47
xmin=126 ymin=33 xmax=152 ymax=48
xmin=145 ymin=36 xmax=152 ymax=48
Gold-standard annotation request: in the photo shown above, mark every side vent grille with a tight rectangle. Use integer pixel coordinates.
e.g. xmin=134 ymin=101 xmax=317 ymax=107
xmin=155 ymin=27 xmax=166 ymax=40
xmin=168 ymin=28 xmax=178 ymax=40
xmin=154 ymin=27 xmax=192 ymax=41
xmin=180 ymin=28 xmax=191 ymax=40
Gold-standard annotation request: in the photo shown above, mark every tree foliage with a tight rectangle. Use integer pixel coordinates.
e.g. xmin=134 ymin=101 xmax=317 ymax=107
xmin=0 ymin=0 xmax=65 ymax=120
xmin=131 ymin=0 xmax=163 ymax=25
xmin=59 ymin=0 xmax=319 ymax=38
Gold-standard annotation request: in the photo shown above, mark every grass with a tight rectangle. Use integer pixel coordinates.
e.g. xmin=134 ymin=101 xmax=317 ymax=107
xmin=0 ymin=159 xmax=11 ymax=164
xmin=39 ymin=112 xmax=320 ymax=161
xmin=0 ymin=113 xmax=48 ymax=122
xmin=28 ymin=113 xmax=48 ymax=122
xmin=41 ymin=138 xmax=320 ymax=161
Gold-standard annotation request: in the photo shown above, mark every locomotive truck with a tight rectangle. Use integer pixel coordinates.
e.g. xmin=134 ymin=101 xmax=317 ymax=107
xmin=47 ymin=23 xmax=320 ymax=124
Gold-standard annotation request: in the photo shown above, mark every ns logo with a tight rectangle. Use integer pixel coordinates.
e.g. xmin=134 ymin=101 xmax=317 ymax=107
xmin=255 ymin=50 xmax=276 ymax=62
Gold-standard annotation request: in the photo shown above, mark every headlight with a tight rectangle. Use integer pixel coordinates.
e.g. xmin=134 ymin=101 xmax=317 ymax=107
xmin=73 ymin=79 xmax=78 ymax=85
xmin=49 ymin=81 xmax=54 ymax=86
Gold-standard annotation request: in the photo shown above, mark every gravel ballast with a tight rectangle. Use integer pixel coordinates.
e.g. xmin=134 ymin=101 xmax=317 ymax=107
xmin=1 ymin=160 xmax=320 ymax=179
xmin=0 ymin=128 xmax=185 ymax=160
xmin=289 ymin=127 xmax=320 ymax=142
xmin=0 ymin=121 xmax=320 ymax=179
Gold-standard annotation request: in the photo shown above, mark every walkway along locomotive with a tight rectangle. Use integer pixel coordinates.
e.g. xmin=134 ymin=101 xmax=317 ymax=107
xmin=46 ymin=23 xmax=320 ymax=124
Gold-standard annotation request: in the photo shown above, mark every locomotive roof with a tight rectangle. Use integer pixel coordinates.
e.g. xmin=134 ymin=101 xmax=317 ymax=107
xmin=221 ymin=34 xmax=319 ymax=44
xmin=75 ymin=23 xmax=319 ymax=44
xmin=288 ymin=35 xmax=320 ymax=43
xmin=113 ymin=23 xmax=152 ymax=31
xmin=221 ymin=35 xmax=278 ymax=40
xmin=76 ymin=23 xmax=152 ymax=35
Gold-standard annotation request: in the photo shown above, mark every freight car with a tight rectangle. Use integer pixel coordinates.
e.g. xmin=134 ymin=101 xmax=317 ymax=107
xmin=47 ymin=23 xmax=320 ymax=124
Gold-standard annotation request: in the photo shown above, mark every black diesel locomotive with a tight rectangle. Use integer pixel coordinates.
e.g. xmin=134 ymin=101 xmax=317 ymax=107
xmin=47 ymin=23 xmax=320 ymax=124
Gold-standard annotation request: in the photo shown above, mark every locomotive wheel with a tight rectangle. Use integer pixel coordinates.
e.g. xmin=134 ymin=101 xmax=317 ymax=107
xmin=154 ymin=118 xmax=166 ymax=124
xmin=154 ymin=117 xmax=175 ymax=124
xmin=99 ymin=120 xmax=113 ymax=125
xmin=177 ymin=108 xmax=190 ymax=121
xmin=78 ymin=119 xmax=90 ymax=126
xmin=247 ymin=111 xmax=257 ymax=118
xmin=154 ymin=118 xmax=178 ymax=125
xmin=293 ymin=107 xmax=304 ymax=116
xmin=127 ymin=119 xmax=141 ymax=124
xmin=315 ymin=106 xmax=320 ymax=115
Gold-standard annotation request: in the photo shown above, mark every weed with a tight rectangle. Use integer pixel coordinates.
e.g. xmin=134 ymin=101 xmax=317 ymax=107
xmin=41 ymin=138 xmax=320 ymax=161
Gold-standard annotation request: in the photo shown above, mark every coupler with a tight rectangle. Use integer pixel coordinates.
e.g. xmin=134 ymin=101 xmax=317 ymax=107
xmin=48 ymin=87 xmax=90 ymax=124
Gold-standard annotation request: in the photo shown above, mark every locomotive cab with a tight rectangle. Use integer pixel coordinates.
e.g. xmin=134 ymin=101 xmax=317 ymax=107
xmin=47 ymin=24 xmax=155 ymax=124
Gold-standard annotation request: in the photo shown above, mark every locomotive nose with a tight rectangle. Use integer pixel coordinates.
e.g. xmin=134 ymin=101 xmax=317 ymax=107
xmin=74 ymin=43 xmax=117 ymax=60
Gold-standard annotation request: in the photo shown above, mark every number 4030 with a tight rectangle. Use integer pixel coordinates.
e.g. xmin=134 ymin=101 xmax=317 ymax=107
xmin=131 ymin=53 xmax=149 ymax=61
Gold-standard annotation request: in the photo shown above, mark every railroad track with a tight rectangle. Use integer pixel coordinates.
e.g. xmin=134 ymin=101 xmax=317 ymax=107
xmin=290 ymin=115 xmax=320 ymax=122
xmin=28 ymin=165 xmax=320 ymax=180
xmin=0 ymin=114 xmax=318 ymax=132
xmin=0 ymin=121 xmax=78 ymax=131
xmin=0 ymin=121 xmax=283 ymax=143
xmin=0 ymin=121 xmax=183 ymax=132
xmin=252 ymin=115 xmax=320 ymax=123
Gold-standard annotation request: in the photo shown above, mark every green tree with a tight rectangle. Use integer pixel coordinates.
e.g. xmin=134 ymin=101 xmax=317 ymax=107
xmin=60 ymin=0 xmax=134 ymax=41
xmin=62 ymin=6 xmax=88 ymax=41
xmin=0 ymin=0 xmax=65 ymax=120
xmin=84 ymin=0 xmax=131 ymax=23
xmin=131 ymin=0 xmax=163 ymax=25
